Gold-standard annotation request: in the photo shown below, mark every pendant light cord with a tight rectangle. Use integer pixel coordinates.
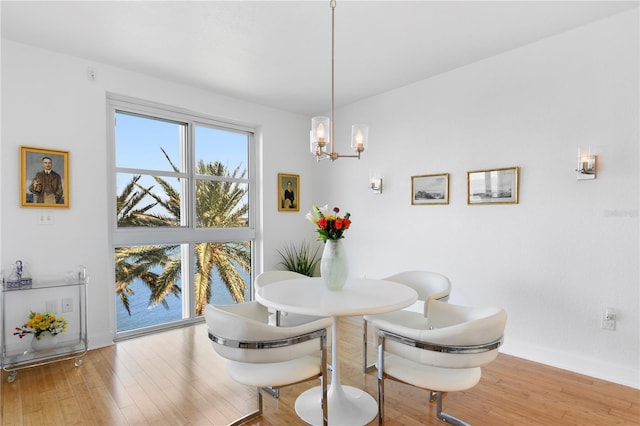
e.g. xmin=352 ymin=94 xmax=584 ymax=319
xmin=330 ymin=0 xmax=336 ymax=157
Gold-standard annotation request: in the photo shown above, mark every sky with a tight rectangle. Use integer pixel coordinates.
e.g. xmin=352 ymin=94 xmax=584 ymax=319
xmin=114 ymin=111 xmax=249 ymax=206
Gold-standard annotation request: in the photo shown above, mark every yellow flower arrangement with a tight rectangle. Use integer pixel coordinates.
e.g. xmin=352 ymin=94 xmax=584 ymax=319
xmin=14 ymin=310 xmax=68 ymax=340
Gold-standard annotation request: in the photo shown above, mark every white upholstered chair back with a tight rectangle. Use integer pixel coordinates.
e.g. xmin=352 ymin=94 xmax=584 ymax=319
xmin=254 ymin=270 xmax=326 ymax=327
xmin=382 ymin=270 xmax=451 ymax=317
xmin=382 ymin=299 xmax=506 ymax=369
xmin=205 ymin=302 xmax=330 ymax=363
xmin=205 ymin=301 xmax=331 ymax=425
xmin=254 ymin=270 xmax=308 ymax=292
xmin=376 ymin=299 xmax=507 ymax=425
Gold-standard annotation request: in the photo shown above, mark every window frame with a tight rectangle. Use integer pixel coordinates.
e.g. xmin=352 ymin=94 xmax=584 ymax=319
xmin=107 ymin=93 xmax=258 ymax=337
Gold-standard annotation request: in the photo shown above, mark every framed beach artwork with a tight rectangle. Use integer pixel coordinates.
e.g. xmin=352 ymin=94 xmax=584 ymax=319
xmin=411 ymin=173 xmax=449 ymax=205
xmin=20 ymin=146 xmax=70 ymax=208
xmin=467 ymin=166 xmax=519 ymax=205
xmin=278 ymin=173 xmax=300 ymax=212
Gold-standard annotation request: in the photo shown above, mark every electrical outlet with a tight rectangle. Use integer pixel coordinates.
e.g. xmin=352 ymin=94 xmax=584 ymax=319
xmin=38 ymin=214 xmax=53 ymax=225
xmin=601 ymin=308 xmax=616 ymax=331
xmin=46 ymin=300 xmax=57 ymax=313
xmin=62 ymin=297 xmax=73 ymax=313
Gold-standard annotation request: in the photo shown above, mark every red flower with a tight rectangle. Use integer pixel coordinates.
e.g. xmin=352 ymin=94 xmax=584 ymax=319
xmin=307 ymin=205 xmax=352 ymax=242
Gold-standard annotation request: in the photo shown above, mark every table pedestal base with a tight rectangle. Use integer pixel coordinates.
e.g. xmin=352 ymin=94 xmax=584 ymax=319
xmin=295 ymin=384 xmax=378 ymax=426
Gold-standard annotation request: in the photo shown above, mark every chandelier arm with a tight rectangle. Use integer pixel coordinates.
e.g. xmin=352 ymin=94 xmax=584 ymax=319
xmin=316 ymin=151 xmax=331 ymax=162
xmin=334 ymin=153 xmax=361 ymax=160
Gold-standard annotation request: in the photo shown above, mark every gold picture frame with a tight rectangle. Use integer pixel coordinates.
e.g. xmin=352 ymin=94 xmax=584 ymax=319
xmin=411 ymin=173 xmax=449 ymax=205
xmin=467 ymin=166 xmax=519 ymax=205
xmin=20 ymin=146 xmax=70 ymax=208
xmin=278 ymin=173 xmax=299 ymax=212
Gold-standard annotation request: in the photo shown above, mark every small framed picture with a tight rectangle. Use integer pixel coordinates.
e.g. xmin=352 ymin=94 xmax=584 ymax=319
xmin=467 ymin=166 xmax=519 ymax=205
xmin=20 ymin=146 xmax=70 ymax=208
xmin=411 ymin=173 xmax=449 ymax=205
xmin=278 ymin=173 xmax=300 ymax=212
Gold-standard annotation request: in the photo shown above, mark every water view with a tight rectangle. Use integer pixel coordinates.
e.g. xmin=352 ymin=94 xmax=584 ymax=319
xmin=116 ymin=274 xmax=250 ymax=332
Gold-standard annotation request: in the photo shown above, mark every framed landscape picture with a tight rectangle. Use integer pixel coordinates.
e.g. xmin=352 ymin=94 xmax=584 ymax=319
xmin=467 ymin=166 xmax=519 ymax=205
xmin=411 ymin=173 xmax=449 ymax=205
xmin=20 ymin=146 xmax=70 ymax=208
xmin=278 ymin=173 xmax=300 ymax=212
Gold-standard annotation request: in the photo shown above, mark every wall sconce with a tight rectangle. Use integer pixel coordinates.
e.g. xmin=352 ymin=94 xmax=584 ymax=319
xmin=369 ymin=171 xmax=383 ymax=194
xmin=576 ymin=147 xmax=596 ymax=180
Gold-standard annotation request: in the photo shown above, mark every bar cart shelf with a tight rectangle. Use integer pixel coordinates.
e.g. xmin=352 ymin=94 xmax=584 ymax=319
xmin=1 ymin=276 xmax=88 ymax=382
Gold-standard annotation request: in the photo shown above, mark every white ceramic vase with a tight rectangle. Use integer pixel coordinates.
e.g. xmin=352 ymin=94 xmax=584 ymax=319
xmin=320 ymin=239 xmax=348 ymax=291
xmin=31 ymin=333 xmax=58 ymax=352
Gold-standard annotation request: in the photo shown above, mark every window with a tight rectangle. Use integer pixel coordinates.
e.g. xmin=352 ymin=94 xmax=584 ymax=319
xmin=108 ymin=95 xmax=256 ymax=337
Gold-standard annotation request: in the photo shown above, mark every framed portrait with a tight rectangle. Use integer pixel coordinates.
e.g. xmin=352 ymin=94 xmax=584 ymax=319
xmin=467 ymin=166 xmax=519 ymax=205
xmin=278 ymin=173 xmax=300 ymax=212
xmin=20 ymin=146 xmax=70 ymax=208
xmin=412 ymin=173 xmax=449 ymax=205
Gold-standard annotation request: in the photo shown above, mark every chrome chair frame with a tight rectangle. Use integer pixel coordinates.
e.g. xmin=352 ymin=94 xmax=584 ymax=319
xmin=376 ymin=328 xmax=503 ymax=426
xmin=363 ymin=270 xmax=451 ymax=373
xmin=253 ymin=270 xmax=331 ymax=399
xmin=208 ymin=328 xmax=328 ymax=426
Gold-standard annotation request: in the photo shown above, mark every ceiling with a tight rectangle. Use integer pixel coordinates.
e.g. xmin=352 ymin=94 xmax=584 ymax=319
xmin=2 ymin=1 xmax=637 ymax=116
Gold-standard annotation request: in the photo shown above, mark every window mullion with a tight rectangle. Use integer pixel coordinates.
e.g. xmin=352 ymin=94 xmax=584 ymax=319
xmin=180 ymin=243 xmax=192 ymax=320
xmin=183 ymin=121 xmax=195 ymax=317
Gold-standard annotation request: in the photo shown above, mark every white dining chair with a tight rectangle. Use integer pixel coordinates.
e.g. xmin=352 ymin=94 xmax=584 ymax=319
xmin=205 ymin=301 xmax=331 ymax=426
xmin=376 ymin=299 xmax=507 ymax=425
xmin=255 ymin=270 xmax=329 ymax=327
xmin=363 ymin=270 xmax=451 ymax=372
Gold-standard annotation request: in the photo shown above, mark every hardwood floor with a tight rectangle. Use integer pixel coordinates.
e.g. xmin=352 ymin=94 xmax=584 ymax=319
xmin=2 ymin=317 xmax=638 ymax=425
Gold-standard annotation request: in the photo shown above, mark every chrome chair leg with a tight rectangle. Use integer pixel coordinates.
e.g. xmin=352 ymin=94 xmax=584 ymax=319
xmin=435 ymin=391 xmax=468 ymax=426
xmin=261 ymin=386 xmax=279 ymax=398
xmin=363 ymin=318 xmax=375 ymax=372
xmin=377 ymin=333 xmax=385 ymax=425
xmin=363 ymin=318 xmax=368 ymax=373
xmin=321 ymin=333 xmax=328 ymax=426
xmin=229 ymin=387 xmax=263 ymax=426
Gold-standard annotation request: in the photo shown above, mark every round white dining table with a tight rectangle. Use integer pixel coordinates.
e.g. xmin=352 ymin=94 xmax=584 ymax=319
xmin=256 ymin=277 xmax=417 ymax=426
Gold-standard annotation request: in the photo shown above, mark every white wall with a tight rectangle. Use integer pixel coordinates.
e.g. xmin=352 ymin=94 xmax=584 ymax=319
xmin=1 ymin=8 xmax=637 ymax=389
xmin=0 ymin=39 xmax=313 ymax=349
xmin=314 ymin=9 xmax=639 ymax=388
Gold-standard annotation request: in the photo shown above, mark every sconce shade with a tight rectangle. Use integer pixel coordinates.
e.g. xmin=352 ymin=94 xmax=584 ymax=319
xmin=369 ymin=171 xmax=382 ymax=194
xmin=576 ymin=147 xmax=596 ymax=180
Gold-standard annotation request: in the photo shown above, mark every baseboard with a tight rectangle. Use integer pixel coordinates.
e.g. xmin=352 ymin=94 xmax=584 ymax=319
xmin=501 ymin=342 xmax=639 ymax=390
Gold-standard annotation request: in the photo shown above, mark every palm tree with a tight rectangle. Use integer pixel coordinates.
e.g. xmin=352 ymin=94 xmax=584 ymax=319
xmin=115 ymin=154 xmax=250 ymax=317
xmin=193 ymin=160 xmax=250 ymax=314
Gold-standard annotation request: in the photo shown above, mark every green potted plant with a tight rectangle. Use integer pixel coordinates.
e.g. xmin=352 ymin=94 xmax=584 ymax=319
xmin=276 ymin=241 xmax=321 ymax=277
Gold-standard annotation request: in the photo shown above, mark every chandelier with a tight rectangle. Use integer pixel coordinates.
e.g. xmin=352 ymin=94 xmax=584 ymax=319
xmin=310 ymin=0 xmax=369 ymax=162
